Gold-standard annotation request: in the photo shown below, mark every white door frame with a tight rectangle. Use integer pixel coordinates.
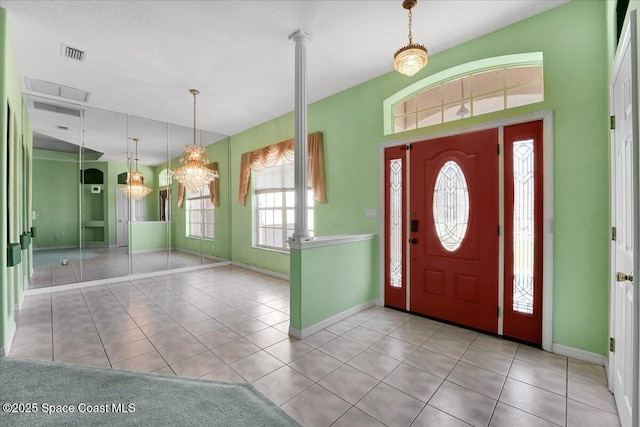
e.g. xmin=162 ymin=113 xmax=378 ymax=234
xmin=378 ymin=110 xmax=554 ymax=351
xmin=608 ymin=10 xmax=639 ymax=427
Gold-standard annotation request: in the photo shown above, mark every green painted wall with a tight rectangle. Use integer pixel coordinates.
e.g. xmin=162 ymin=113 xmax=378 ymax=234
xmin=130 ymin=222 xmax=169 ymax=252
xmin=1 ymin=7 xmax=32 ymax=353
xmin=290 ymin=239 xmax=378 ymax=330
xmin=227 ymin=1 xmax=610 ymax=355
xmin=32 ymin=150 xmax=80 ymax=249
xmin=32 ymin=156 xmax=161 ymax=249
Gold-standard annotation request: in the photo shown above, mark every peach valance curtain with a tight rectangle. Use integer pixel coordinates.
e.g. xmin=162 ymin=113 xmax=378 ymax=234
xmin=238 ymin=131 xmax=326 ymax=205
xmin=176 ymin=162 xmax=220 ymax=208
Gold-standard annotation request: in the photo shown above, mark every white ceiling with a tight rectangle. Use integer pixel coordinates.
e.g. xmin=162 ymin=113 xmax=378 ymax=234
xmin=2 ymin=0 xmax=566 ymax=164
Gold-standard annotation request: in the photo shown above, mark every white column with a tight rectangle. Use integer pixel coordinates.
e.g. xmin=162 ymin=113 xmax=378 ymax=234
xmin=289 ymin=29 xmax=312 ymax=242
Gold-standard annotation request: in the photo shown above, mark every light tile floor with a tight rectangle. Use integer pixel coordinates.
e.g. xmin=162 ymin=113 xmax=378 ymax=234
xmin=11 ymin=265 xmax=621 ymax=427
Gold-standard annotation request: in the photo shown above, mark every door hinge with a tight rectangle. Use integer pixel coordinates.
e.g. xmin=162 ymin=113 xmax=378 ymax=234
xmin=610 ymin=115 xmax=616 ymax=130
xmin=610 ymin=337 xmax=615 ymax=352
xmin=497 ymin=306 xmax=500 ymax=317
xmin=403 ymin=144 xmax=413 ymax=151
xmin=497 ymin=225 xmax=500 ymax=236
xmin=612 ymin=226 xmax=617 ymax=241
xmin=497 ymin=143 xmax=500 ymax=155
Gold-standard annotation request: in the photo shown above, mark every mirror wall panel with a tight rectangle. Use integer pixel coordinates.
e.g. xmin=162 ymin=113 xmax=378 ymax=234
xmin=28 ymin=94 xmax=83 ymax=288
xmin=128 ymin=115 xmax=171 ymax=274
xmin=27 ymin=95 xmax=229 ymax=288
xmin=81 ymin=106 xmax=130 ymax=281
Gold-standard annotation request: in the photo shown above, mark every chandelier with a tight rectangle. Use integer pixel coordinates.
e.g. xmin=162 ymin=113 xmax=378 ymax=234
xmin=393 ymin=0 xmax=428 ymax=77
xmin=171 ymin=89 xmax=218 ymax=192
xmin=120 ymin=138 xmax=152 ymax=200
xmin=456 ymin=78 xmax=470 ymax=118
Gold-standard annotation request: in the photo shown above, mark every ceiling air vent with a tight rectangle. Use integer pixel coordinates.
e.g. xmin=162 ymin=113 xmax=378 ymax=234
xmin=62 ymin=44 xmax=86 ymax=62
xmin=33 ymin=101 xmax=81 ymax=117
xmin=25 ymin=77 xmax=91 ymax=102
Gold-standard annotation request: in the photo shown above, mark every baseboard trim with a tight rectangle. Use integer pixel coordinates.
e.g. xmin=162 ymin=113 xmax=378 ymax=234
xmin=552 ymin=343 xmax=608 ymax=367
xmin=24 ymin=261 xmax=232 ymax=295
xmin=1 ymin=321 xmax=17 ymax=356
xmin=289 ymin=299 xmax=379 ymax=339
xmin=171 ymin=248 xmax=228 ymax=262
xmin=231 ymin=261 xmax=289 ymax=281
xmin=32 ymin=245 xmax=78 ymax=251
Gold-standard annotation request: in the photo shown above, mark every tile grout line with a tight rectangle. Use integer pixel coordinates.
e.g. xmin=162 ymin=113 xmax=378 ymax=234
xmin=103 ymin=280 xmax=180 ymax=375
xmin=485 ymin=342 xmax=518 ymax=426
xmin=78 ymin=288 xmax=114 ymax=368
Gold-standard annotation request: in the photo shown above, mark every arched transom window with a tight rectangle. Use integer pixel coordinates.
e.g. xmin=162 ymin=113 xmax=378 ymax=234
xmin=384 ymin=53 xmax=544 ymax=135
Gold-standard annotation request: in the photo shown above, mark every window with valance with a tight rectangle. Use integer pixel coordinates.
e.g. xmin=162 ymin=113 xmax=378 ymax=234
xmin=237 ymin=131 xmax=326 ymax=205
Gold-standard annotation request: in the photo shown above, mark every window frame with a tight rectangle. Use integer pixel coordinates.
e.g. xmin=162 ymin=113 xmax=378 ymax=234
xmin=185 ymin=187 xmax=214 ymax=240
xmin=383 ymin=53 xmax=545 ymax=136
xmin=253 ymin=163 xmax=314 ymax=252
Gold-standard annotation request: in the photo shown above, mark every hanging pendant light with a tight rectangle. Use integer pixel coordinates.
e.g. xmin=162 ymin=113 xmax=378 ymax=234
xmin=170 ymin=89 xmax=219 ymax=192
xmin=120 ymin=138 xmax=152 ymax=200
xmin=456 ymin=78 xmax=470 ymax=118
xmin=394 ymin=0 xmax=428 ymax=77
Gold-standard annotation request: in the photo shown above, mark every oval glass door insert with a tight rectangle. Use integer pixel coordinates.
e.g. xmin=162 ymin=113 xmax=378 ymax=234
xmin=433 ymin=160 xmax=469 ymax=251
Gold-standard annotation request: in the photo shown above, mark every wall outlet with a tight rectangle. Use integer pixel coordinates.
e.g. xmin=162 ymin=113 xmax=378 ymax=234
xmin=366 ymin=209 xmax=377 ymax=219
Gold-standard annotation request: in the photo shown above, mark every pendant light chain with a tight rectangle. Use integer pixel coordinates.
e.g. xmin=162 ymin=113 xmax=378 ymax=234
xmin=193 ymin=91 xmax=198 ymax=147
xmin=134 ymin=138 xmax=139 ymax=171
xmin=408 ymin=8 xmax=413 ymax=45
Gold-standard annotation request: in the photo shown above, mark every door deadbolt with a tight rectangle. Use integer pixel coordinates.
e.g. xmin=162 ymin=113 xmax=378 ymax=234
xmin=409 ymin=238 xmax=418 ymax=244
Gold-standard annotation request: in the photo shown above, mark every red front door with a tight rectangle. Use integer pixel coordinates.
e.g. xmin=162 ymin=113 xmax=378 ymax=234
xmin=409 ymin=129 xmax=499 ymax=333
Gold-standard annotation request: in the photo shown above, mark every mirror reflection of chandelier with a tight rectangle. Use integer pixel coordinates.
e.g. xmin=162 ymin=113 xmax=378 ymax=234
xmin=120 ymin=138 xmax=152 ymax=200
xmin=171 ymin=89 xmax=219 ymax=192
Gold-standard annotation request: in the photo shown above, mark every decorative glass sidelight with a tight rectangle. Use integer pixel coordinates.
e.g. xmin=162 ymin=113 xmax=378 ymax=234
xmin=389 ymin=159 xmax=403 ymax=287
xmin=512 ymin=139 xmax=535 ymax=314
xmin=433 ymin=161 xmax=469 ymax=252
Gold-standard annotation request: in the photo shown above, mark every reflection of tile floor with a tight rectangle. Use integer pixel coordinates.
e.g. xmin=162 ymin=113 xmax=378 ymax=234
xmin=30 ymin=247 xmax=219 ymax=288
xmin=12 ymin=265 xmax=621 ymax=426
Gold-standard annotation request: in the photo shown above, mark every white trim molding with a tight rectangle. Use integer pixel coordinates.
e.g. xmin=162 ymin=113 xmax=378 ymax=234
xmin=289 ymin=299 xmax=379 ymax=339
xmin=552 ymin=343 xmax=608 ymax=367
xmin=288 ymin=233 xmax=376 ymax=250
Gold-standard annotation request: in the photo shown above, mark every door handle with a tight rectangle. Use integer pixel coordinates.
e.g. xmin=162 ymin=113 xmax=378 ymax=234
xmin=616 ymin=272 xmax=634 ymax=282
xmin=409 ymin=238 xmax=418 ymax=244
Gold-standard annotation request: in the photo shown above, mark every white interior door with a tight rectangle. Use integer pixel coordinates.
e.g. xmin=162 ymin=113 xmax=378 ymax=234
xmin=610 ymin=11 xmax=638 ymax=427
xmin=116 ymin=190 xmax=129 ymax=247
xmin=134 ymin=198 xmax=146 ymax=222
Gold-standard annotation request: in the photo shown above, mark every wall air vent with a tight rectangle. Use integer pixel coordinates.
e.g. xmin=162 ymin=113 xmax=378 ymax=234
xmin=62 ymin=44 xmax=86 ymax=62
xmin=33 ymin=101 xmax=81 ymax=117
xmin=25 ymin=77 xmax=91 ymax=102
